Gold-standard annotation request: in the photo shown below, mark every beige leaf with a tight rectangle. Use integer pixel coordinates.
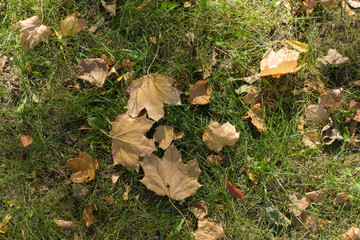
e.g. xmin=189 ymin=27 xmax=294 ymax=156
xmin=60 ymin=13 xmax=87 ymax=37
xmin=101 ymin=0 xmax=116 ymax=16
xmin=342 ymin=1 xmax=356 ymax=16
xmin=203 ymin=120 xmax=240 ymax=152
xmin=288 ymin=192 xmax=310 ymax=216
xmin=305 ymin=189 xmax=326 ymax=203
xmin=153 ymin=125 xmax=174 ymax=150
xmin=65 ymin=152 xmax=98 ymax=183
xmin=301 ymin=212 xmax=318 ymax=233
xmin=140 ymin=145 xmax=202 ymax=200
xmin=318 ymin=88 xmax=344 ymax=109
xmin=244 ymin=103 xmax=266 ymax=133
xmin=190 ymin=201 xmax=208 ymax=220
xmin=111 ymin=171 xmax=123 ymax=184
xmin=339 ymin=227 xmax=360 ymax=240
xmin=18 ymin=16 xmax=50 ymax=51
xmin=305 ymin=104 xmax=329 ymax=125
xmin=19 ymin=134 xmax=33 ymax=147
xmin=286 ymin=40 xmax=309 ymax=53
xmin=193 ymin=218 xmax=225 ymax=240
xmin=54 ymin=219 xmax=77 ymax=230
xmin=111 ymin=112 xmax=156 ymax=172
xmin=184 ymin=1 xmax=192 ymax=7
xmin=126 ymin=74 xmax=182 ymax=121
xmin=321 ymin=116 xmax=344 ymax=145
xmin=83 ymin=204 xmax=97 ymax=228
xmin=333 ymin=193 xmax=352 ymax=204
xmin=319 ymin=49 xmax=350 ymax=67
xmin=259 ymin=47 xmax=305 ymax=77
xmin=347 ymin=0 xmax=360 ymax=8
xmin=77 ymin=58 xmax=108 ymax=87
xmin=189 ymin=80 xmax=212 ymax=105
xmin=354 ymin=80 xmax=360 ymax=86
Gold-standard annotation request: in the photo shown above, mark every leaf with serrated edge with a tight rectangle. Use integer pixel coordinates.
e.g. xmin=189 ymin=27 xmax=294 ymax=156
xmin=140 ymin=145 xmax=201 ymax=200
xmin=111 ymin=112 xmax=156 ymax=172
xmin=126 ymin=74 xmax=181 ymax=121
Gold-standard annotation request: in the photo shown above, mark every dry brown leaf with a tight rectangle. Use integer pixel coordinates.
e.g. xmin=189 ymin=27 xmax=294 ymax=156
xmin=193 ymin=218 xmax=225 ymax=240
xmin=306 ymin=189 xmax=326 ymax=203
xmin=18 ymin=16 xmax=50 ymax=51
xmin=74 ymin=232 xmax=80 ymax=240
xmin=339 ymin=227 xmax=360 ymax=240
xmin=305 ymin=104 xmax=329 ymax=125
xmin=60 ymin=13 xmax=87 ymax=37
xmin=111 ymin=171 xmax=123 ymax=184
xmin=184 ymin=1 xmax=192 ymax=7
xmin=153 ymin=125 xmax=174 ymax=150
xmin=174 ymin=131 xmax=184 ymax=140
xmin=0 ymin=215 xmax=11 ymax=234
xmin=83 ymin=204 xmax=97 ymax=228
xmin=101 ymin=0 xmax=116 ymax=16
xmin=126 ymin=74 xmax=182 ymax=121
xmin=333 ymin=193 xmax=352 ymax=204
xmin=77 ymin=58 xmax=108 ymax=87
xmin=105 ymin=197 xmax=114 ymax=205
xmin=298 ymin=116 xmax=321 ymax=148
xmin=321 ymin=116 xmax=344 ymax=145
xmin=140 ymin=145 xmax=202 ymax=200
xmin=206 ymin=154 xmax=224 ymax=166
xmin=343 ymin=1 xmax=357 ymax=15
xmin=244 ymin=103 xmax=266 ymax=133
xmin=305 ymin=0 xmax=316 ymax=13
xmin=348 ymin=100 xmax=360 ymax=122
xmin=65 ymin=152 xmax=98 ymax=183
xmin=259 ymin=47 xmax=305 ymax=78
xmin=347 ymin=0 xmax=360 ymax=8
xmin=189 ymin=80 xmax=212 ymax=105
xmin=320 ymin=0 xmax=338 ymax=9
xmin=304 ymin=212 xmax=318 ymax=233
xmin=318 ymin=88 xmax=344 ymax=109
xmin=19 ymin=134 xmax=33 ymax=147
xmin=203 ymin=120 xmax=240 ymax=152
xmin=242 ymin=89 xmax=260 ymax=106
xmin=190 ymin=201 xmax=208 ymax=220
xmin=288 ymin=193 xmax=310 ymax=216
xmin=54 ymin=219 xmax=77 ymax=230
xmin=354 ymin=80 xmax=360 ymax=86
xmin=319 ymin=49 xmax=350 ymax=67
xmin=111 ymin=112 xmax=156 ymax=172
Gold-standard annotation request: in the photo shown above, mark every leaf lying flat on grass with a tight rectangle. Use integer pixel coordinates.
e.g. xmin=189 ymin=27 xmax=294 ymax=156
xmin=77 ymin=58 xmax=109 ymax=87
xmin=339 ymin=227 xmax=360 ymax=240
xmin=286 ymin=40 xmax=309 ymax=53
xmin=140 ymin=145 xmax=201 ymax=200
xmin=226 ymin=180 xmax=245 ymax=198
xmin=153 ymin=125 xmax=174 ymax=150
xmin=203 ymin=120 xmax=240 ymax=152
xmin=193 ymin=218 xmax=225 ymax=240
xmin=306 ymin=189 xmax=326 ymax=204
xmin=318 ymin=49 xmax=349 ymax=67
xmin=54 ymin=219 xmax=77 ymax=230
xmin=305 ymin=104 xmax=329 ymax=125
xmin=333 ymin=193 xmax=352 ymax=204
xmin=18 ymin=16 xmax=50 ymax=51
xmin=83 ymin=204 xmax=97 ymax=228
xmin=111 ymin=112 xmax=156 ymax=172
xmin=19 ymin=134 xmax=33 ymax=147
xmin=60 ymin=13 xmax=87 ymax=37
xmin=101 ymin=0 xmax=116 ymax=16
xmin=189 ymin=80 xmax=212 ymax=105
xmin=287 ymin=192 xmax=310 ymax=217
xmin=65 ymin=152 xmax=98 ymax=183
xmin=190 ymin=201 xmax=208 ymax=220
xmin=126 ymin=74 xmax=182 ymax=121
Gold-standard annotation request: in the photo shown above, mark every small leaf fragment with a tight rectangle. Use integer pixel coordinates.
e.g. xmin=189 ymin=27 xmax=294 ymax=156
xmin=286 ymin=40 xmax=309 ymax=53
xmin=83 ymin=204 xmax=97 ymax=228
xmin=206 ymin=154 xmax=224 ymax=166
xmin=305 ymin=189 xmax=326 ymax=204
xmin=287 ymin=192 xmax=310 ymax=217
xmin=65 ymin=152 xmax=98 ymax=183
xmin=123 ymin=184 xmax=130 ymax=201
xmin=193 ymin=218 xmax=225 ymax=240
xmin=226 ymin=180 xmax=245 ymax=198
xmin=246 ymin=168 xmax=258 ymax=184
xmin=19 ymin=135 xmax=33 ymax=147
xmin=265 ymin=201 xmax=291 ymax=227
xmin=54 ymin=219 xmax=77 ymax=230
xmin=190 ymin=201 xmax=208 ymax=220
xmin=318 ymin=88 xmax=344 ymax=109
xmin=338 ymin=227 xmax=360 ymax=240
xmin=333 ymin=193 xmax=352 ymax=204
xmin=305 ymin=104 xmax=329 ymax=125
xmin=60 ymin=13 xmax=87 ymax=37
xmin=101 ymin=0 xmax=116 ymax=16
xmin=203 ymin=120 xmax=240 ymax=152
xmin=153 ymin=125 xmax=175 ymax=150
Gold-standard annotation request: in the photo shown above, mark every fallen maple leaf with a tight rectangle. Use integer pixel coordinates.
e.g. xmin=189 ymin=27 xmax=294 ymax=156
xmin=19 ymin=134 xmax=33 ymax=147
xmin=226 ymin=180 xmax=245 ymax=198
xmin=153 ymin=125 xmax=174 ymax=150
xmin=339 ymin=227 xmax=360 ymax=240
xmin=111 ymin=112 xmax=156 ymax=172
xmin=126 ymin=74 xmax=182 ymax=121
xmin=193 ymin=218 xmax=225 ymax=240
xmin=18 ymin=16 xmax=50 ymax=51
xmin=83 ymin=204 xmax=97 ymax=228
xmin=203 ymin=120 xmax=240 ymax=152
xmin=287 ymin=192 xmax=310 ymax=217
xmin=60 ymin=13 xmax=87 ymax=37
xmin=190 ymin=201 xmax=208 ymax=220
xmin=259 ymin=47 xmax=305 ymax=78
xmin=140 ymin=145 xmax=202 ymax=200
xmin=101 ymin=0 xmax=116 ymax=16
xmin=77 ymin=58 xmax=108 ymax=87
xmin=189 ymin=80 xmax=212 ymax=105
xmin=65 ymin=152 xmax=98 ymax=183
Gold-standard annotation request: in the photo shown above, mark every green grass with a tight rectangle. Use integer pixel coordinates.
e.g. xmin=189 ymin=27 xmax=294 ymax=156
xmin=1 ymin=0 xmax=359 ymax=239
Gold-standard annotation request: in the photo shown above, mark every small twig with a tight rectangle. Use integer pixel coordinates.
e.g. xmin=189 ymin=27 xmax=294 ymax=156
xmin=168 ymin=196 xmax=193 ymax=238
xmin=227 ymin=152 xmax=234 ymax=171
xmin=147 ymin=35 xmax=161 ymax=76
xmin=214 ymin=46 xmax=257 ymax=74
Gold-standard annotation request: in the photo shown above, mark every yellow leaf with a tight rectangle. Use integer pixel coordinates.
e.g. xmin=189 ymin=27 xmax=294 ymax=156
xmin=246 ymin=168 xmax=258 ymax=184
xmin=286 ymin=40 xmax=309 ymax=53
xmin=60 ymin=13 xmax=87 ymax=37
xmin=65 ymin=152 xmax=98 ymax=183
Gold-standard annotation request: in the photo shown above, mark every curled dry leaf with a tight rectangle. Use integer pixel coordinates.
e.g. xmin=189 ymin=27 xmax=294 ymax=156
xmin=203 ymin=120 xmax=240 ymax=152
xmin=193 ymin=218 xmax=225 ymax=240
xmin=305 ymin=104 xmax=329 ymax=125
xmin=18 ymin=16 xmax=50 ymax=51
xmin=190 ymin=201 xmax=208 ymax=220
xmin=65 ymin=152 xmax=98 ymax=183
xmin=305 ymin=189 xmax=326 ymax=204
xmin=247 ymin=168 xmax=258 ymax=184
xmin=288 ymin=192 xmax=310 ymax=217
xmin=140 ymin=145 xmax=202 ymax=200
xmin=286 ymin=40 xmax=309 ymax=53
xmin=60 ymin=13 xmax=87 ymax=37
xmin=189 ymin=80 xmax=212 ymax=105
xmin=54 ymin=219 xmax=77 ymax=230
xmin=259 ymin=47 xmax=305 ymax=78
xmin=101 ymin=0 xmax=116 ymax=16
xmin=226 ymin=180 xmax=245 ymax=198
xmin=319 ymin=49 xmax=350 ymax=67
xmin=126 ymin=74 xmax=182 ymax=121
xmin=19 ymin=134 xmax=33 ymax=147
xmin=83 ymin=204 xmax=97 ymax=228
xmin=333 ymin=193 xmax=352 ymax=204
xmin=342 ymin=1 xmax=356 ymax=16
xmin=298 ymin=116 xmax=321 ymax=148
xmin=111 ymin=112 xmax=156 ymax=172
xmin=318 ymin=88 xmax=344 ymax=109
xmin=321 ymin=116 xmax=344 ymax=145
xmin=244 ymin=103 xmax=266 ymax=133
xmin=339 ymin=227 xmax=360 ymax=240
xmin=77 ymin=58 xmax=109 ymax=87
xmin=153 ymin=125 xmax=174 ymax=150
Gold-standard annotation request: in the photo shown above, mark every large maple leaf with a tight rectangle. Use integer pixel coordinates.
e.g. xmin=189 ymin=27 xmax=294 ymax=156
xmin=126 ymin=74 xmax=182 ymax=121
xmin=140 ymin=145 xmax=201 ymax=200
xmin=111 ymin=112 xmax=156 ymax=172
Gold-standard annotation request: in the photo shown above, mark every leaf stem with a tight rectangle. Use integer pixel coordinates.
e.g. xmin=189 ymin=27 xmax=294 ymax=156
xmin=147 ymin=35 xmax=161 ymax=76
xmin=168 ymin=196 xmax=193 ymax=238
